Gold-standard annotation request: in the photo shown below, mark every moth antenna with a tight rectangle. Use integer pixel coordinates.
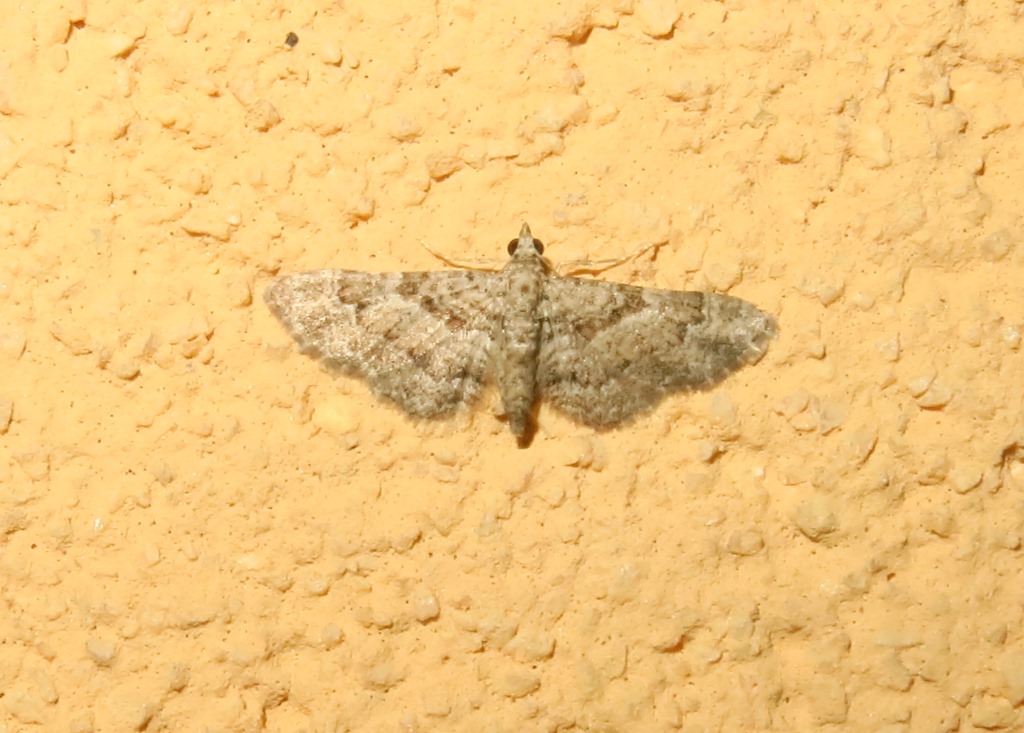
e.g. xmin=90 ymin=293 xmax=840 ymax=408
xmin=554 ymin=239 xmax=665 ymax=277
xmin=418 ymin=238 xmax=504 ymax=272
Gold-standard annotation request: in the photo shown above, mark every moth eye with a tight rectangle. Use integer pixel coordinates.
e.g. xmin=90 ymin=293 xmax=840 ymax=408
xmin=533 ymin=239 xmax=544 ymax=254
xmin=507 ymin=239 xmax=518 ymax=255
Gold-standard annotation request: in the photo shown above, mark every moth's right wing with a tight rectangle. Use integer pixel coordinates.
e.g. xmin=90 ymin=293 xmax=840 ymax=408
xmin=538 ymin=275 xmax=776 ymax=427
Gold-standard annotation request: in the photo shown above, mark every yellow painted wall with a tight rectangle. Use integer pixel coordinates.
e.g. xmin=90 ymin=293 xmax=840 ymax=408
xmin=1 ymin=1 xmax=1023 ymax=731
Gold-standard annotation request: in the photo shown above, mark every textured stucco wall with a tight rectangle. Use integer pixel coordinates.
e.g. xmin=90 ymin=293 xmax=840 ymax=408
xmin=2 ymin=1 xmax=1023 ymax=731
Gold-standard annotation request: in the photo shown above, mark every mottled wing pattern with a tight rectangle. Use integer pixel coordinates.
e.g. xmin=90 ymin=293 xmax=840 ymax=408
xmin=264 ymin=269 xmax=503 ymax=417
xmin=538 ymin=276 xmax=777 ymax=427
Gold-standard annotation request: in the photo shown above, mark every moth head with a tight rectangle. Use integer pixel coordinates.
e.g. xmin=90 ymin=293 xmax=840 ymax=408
xmin=508 ymin=222 xmax=544 ymax=257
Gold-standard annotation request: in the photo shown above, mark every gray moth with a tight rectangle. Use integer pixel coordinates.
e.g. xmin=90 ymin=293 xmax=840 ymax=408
xmin=264 ymin=224 xmax=777 ymax=441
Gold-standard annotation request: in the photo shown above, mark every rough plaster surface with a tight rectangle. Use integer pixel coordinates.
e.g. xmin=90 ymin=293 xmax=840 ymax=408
xmin=2 ymin=1 xmax=1024 ymax=732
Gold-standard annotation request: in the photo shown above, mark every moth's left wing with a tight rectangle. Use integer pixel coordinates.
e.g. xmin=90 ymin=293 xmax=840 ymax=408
xmin=265 ymin=269 xmax=504 ymax=418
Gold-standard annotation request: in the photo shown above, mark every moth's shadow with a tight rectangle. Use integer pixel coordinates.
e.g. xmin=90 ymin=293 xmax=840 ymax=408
xmin=515 ymin=429 xmax=536 ymax=449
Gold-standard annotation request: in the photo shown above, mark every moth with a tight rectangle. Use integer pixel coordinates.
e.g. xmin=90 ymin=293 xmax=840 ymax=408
xmin=264 ymin=224 xmax=776 ymax=441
